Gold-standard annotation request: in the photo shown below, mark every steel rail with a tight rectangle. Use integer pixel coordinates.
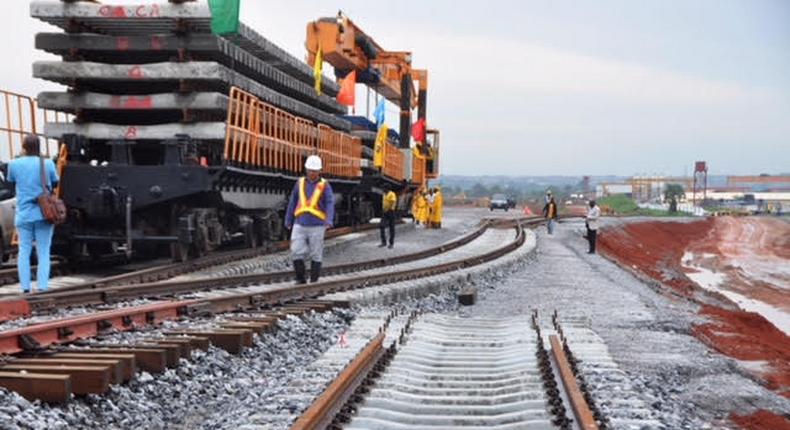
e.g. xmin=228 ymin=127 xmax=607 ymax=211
xmin=0 ymin=218 xmax=534 ymax=355
xmin=0 ymin=224 xmax=376 ymax=321
xmin=38 ymin=224 xmax=370 ymax=293
xmin=550 ymin=335 xmax=600 ymax=430
xmin=23 ymin=217 xmax=537 ymax=311
xmin=290 ymin=332 xmax=385 ymax=430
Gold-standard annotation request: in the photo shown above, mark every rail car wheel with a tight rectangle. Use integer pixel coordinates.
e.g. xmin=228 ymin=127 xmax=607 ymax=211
xmin=170 ymin=205 xmax=191 ymax=262
xmin=243 ymin=222 xmax=259 ymax=248
xmin=0 ymin=230 xmax=6 ymax=263
xmin=170 ymin=241 xmax=189 ymax=263
xmin=356 ymin=200 xmax=374 ymax=224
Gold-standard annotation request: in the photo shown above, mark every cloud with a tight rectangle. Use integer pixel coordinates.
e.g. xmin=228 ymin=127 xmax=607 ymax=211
xmin=405 ymin=32 xmax=772 ymax=105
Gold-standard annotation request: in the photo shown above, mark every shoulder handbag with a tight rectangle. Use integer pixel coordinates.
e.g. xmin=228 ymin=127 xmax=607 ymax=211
xmin=37 ymin=156 xmax=67 ymax=225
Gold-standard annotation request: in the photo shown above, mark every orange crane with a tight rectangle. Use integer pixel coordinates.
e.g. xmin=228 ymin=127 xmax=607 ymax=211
xmin=306 ymin=13 xmax=431 ymax=154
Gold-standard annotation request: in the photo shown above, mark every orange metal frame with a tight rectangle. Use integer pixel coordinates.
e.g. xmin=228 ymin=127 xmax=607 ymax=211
xmin=305 ymin=15 xmax=440 ymax=186
xmin=382 ymin=140 xmax=404 ymax=182
xmin=0 ymin=89 xmax=69 ymax=161
xmin=224 ymin=87 xmax=361 ymax=178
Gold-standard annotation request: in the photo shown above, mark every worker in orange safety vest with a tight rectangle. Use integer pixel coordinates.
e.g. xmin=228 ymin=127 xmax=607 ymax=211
xmin=284 ymin=155 xmax=335 ymax=283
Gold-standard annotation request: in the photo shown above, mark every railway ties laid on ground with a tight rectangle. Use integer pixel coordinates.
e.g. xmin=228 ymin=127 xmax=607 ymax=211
xmin=0 ymin=300 xmax=341 ymax=403
xmin=295 ymin=311 xmax=656 ymax=429
xmin=294 ymin=314 xmax=579 ymax=429
xmin=0 ymin=219 xmax=535 ymax=404
xmin=346 ymin=315 xmax=557 ymax=429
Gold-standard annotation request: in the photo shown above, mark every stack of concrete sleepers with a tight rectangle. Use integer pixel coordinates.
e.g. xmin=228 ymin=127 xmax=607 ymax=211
xmin=30 ymin=0 xmax=349 ymax=144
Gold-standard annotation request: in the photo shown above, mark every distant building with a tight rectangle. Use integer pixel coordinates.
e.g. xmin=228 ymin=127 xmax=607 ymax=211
xmin=595 ymin=183 xmax=632 ymax=198
xmin=629 ymin=176 xmax=692 ymax=202
xmin=726 ymin=175 xmax=790 ymax=192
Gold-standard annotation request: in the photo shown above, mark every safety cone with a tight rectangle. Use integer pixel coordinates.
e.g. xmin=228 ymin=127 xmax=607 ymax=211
xmin=522 ymin=206 xmax=534 ymax=216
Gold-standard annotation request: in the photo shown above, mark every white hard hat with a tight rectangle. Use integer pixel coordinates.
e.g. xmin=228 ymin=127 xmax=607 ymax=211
xmin=305 ymin=155 xmax=322 ymax=170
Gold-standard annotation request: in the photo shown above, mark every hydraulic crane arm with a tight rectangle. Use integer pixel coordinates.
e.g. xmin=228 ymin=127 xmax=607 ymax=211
xmin=306 ymin=13 xmax=417 ymax=108
xmin=306 ymin=11 xmax=436 ymax=174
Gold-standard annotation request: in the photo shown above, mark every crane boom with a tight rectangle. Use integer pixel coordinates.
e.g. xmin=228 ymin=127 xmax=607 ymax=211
xmin=306 ymin=13 xmax=428 ymax=148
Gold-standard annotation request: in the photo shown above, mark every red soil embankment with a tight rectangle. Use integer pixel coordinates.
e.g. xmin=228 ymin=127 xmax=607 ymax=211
xmin=599 ymin=217 xmax=790 ymax=404
xmin=598 ymin=218 xmax=714 ymax=297
xmin=694 ymin=305 xmax=790 ymax=398
xmin=730 ymin=410 xmax=790 ymax=430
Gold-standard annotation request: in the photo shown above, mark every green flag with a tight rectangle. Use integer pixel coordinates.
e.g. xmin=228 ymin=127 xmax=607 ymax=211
xmin=209 ymin=0 xmax=240 ymax=35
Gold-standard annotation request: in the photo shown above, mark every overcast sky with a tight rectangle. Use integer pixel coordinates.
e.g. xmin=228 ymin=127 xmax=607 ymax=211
xmin=3 ymin=0 xmax=789 ymax=176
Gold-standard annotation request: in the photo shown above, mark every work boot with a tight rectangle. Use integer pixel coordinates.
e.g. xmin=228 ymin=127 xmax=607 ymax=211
xmin=293 ymin=259 xmax=307 ymax=284
xmin=310 ymin=261 xmax=322 ymax=283
xmin=388 ymin=243 xmax=394 ymax=249
xmin=378 ymin=242 xmax=387 ymax=248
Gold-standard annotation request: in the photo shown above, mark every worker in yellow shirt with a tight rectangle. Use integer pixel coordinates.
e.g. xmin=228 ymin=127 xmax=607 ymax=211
xmin=380 ymin=190 xmax=397 ymax=248
xmin=418 ymin=191 xmax=430 ymax=226
xmin=430 ymin=187 xmax=443 ymax=229
xmin=411 ymin=190 xmax=420 ymax=224
xmin=412 ymin=188 xmax=427 ymax=226
xmin=426 ymin=189 xmax=435 ymax=228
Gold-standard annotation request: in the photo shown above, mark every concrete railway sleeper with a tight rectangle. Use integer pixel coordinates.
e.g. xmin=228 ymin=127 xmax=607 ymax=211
xmin=0 ymin=218 xmax=536 ymax=404
xmin=296 ymin=312 xmax=609 ymax=430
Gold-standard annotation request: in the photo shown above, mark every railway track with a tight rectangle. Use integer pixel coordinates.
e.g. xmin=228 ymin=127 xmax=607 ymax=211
xmin=0 ymin=224 xmax=377 ymax=293
xmin=292 ymin=311 xmax=610 ymax=430
xmin=0 ymin=224 xmax=382 ymax=322
xmin=0 ymin=217 xmax=538 ymax=403
xmin=0 ymin=218 xmax=529 ymax=318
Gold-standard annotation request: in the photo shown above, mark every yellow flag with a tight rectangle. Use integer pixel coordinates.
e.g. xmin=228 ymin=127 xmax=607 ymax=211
xmin=373 ymin=124 xmax=388 ymax=168
xmin=314 ymin=45 xmax=323 ymax=95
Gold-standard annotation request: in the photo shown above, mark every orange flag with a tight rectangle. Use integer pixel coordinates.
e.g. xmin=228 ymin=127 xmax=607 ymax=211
xmin=412 ymin=117 xmax=426 ymax=142
xmin=337 ymin=70 xmax=356 ymax=106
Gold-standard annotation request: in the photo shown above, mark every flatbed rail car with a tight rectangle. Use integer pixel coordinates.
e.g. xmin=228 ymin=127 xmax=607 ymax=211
xmin=29 ymin=0 xmax=438 ymax=262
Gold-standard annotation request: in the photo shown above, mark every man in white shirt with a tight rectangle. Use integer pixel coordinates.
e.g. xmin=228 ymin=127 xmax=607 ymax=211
xmin=585 ymin=200 xmax=601 ymax=254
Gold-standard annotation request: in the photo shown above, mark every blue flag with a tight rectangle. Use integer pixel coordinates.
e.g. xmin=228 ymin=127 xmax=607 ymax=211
xmin=374 ymin=99 xmax=385 ymax=128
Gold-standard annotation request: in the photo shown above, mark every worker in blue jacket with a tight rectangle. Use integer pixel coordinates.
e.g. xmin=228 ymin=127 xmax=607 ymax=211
xmin=285 ymin=155 xmax=335 ymax=283
xmin=7 ymin=135 xmax=59 ymax=293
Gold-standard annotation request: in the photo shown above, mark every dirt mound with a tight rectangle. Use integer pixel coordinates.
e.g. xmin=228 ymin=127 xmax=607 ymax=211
xmin=599 ymin=218 xmax=714 ymax=297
